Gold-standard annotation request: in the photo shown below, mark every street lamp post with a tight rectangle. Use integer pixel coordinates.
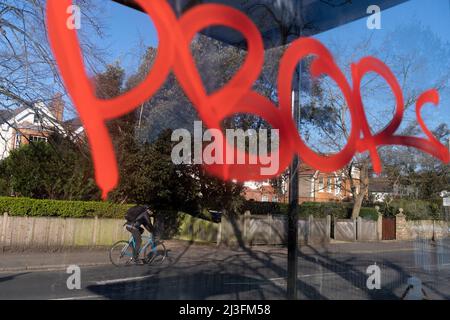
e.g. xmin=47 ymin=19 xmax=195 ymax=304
xmin=287 ymin=65 xmax=301 ymax=300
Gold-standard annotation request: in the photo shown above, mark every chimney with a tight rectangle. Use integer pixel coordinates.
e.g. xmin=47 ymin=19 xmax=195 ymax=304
xmin=49 ymin=94 xmax=64 ymax=122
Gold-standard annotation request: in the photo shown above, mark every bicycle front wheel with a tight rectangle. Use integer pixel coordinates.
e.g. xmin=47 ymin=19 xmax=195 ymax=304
xmin=144 ymin=241 xmax=167 ymax=264
xmin=109 ymin=240 xmax=133 ymax=267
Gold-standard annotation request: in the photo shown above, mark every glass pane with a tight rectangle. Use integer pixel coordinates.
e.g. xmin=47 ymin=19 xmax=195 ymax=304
xmin=0 ymin=0 xmax=448 ymax=303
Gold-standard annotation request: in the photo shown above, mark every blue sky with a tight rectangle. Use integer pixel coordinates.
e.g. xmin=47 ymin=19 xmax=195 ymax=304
xmin=315 ymin=0 xmax=450 ymax=135
xmin=98 ymin=0 xmax=449 ymax=134
xmin=317 ymin=0 xmax=450 ymax=44
xmin=102 ymin=0 xmax=450 ymax=68
xmin=98 ymin=1 xmax=158 ymax=75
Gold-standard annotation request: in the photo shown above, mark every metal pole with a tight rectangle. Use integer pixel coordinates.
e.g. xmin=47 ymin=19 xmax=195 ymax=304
xmin=287 ymin=64 xmax=301 ymax=300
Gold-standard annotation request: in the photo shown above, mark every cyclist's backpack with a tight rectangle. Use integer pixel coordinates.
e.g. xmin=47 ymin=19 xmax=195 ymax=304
xmin=125 ymin=205 xmax=148 ymax=222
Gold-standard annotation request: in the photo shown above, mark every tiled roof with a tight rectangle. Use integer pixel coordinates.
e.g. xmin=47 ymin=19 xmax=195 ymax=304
xmin=64 ymin=117 xmax=83 ymax=130
xmin=369 ymin=178 xmax=394 ymax=193
xmin=0 ymin=106 xmax=27 ymax=124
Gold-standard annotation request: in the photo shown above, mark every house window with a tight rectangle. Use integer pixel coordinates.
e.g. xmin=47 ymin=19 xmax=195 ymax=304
xmin=327 ymin=177 xmax=332 ymax=193
xmin=272 ymin=196 xmax=278 ymax=202
xmin=30 ymin=136 xmax=47 ymax=143
xmin=318 ymin=177 xmax=324 ymax=192
xmin=14 ymin=132 xmax=21 ymax=149
xmin=261 ymin=195 xmax=269 ymax=202
xmin=335 ymin=178 xmax=341 ymax=195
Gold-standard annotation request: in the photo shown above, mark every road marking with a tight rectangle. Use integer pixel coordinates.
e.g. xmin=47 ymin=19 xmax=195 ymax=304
xmin=52 ymin=295 xmax=102 ymax=300
xmin=0 ymin=262 xmax=110 ymax=274
xmin=329 ymin=248 xmax=416 ymax=254
xmin=224 ymin=277 xmax=283 ymax=285
xmin=405 ymin=263 xmax=450 ymax=270
xmin=93 ymin=274 xmax=154 ymax=285
xmin=224 ymin=271 xmax=355 ymax=285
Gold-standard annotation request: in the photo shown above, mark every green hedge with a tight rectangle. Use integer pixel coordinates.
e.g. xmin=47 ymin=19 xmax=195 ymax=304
xmin=242 ymin=201 xmax=288 ymax=216
xmin=242 ymin=200 xmax=379 ymax=220
xmin=0 ymin=196 xmax=133 ymax=218
xmin=376 ymin=199 xmax=442 ymax=220
xmin=359 ymin=207 xmax=379 ymax=221
xmin=298 ymin=202 xmax=348 ymax=219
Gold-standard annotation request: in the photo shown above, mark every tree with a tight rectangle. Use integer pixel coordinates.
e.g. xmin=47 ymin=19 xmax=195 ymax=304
xmin=380 ymin=127 xmax=449 ymax=201
xmin=93 ymin=62 xmax=138 ymax=153
xmin=0 ymin=0 xmax=109 ymax=182
xmin=106 ymin=37 xmax=249 ymax=211
xmin=0 ymin=0 xmax=105 ymax=134
xmin=90 ymin=54 xmax=246 ymax=214
xmin=0 ymin=133 xmax=99 ymax=200
xmin=299 ymin=24 xmax=450 ymax=218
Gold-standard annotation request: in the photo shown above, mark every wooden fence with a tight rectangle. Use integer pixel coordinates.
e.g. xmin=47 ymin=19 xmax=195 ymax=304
xmin=2 ymin=210 xmax=447 ymax=249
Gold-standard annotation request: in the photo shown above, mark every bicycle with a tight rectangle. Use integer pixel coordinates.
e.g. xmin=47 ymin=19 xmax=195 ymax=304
xmin=109 ymin=234 xmax=167 ymax=267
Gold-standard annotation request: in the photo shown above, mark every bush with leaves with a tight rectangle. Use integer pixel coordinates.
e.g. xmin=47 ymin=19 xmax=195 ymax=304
xmin=242 ymin=200 xmax=379 ymax=220
xmin=377 ymin=199 xmax=443 ymax=220
xmin=0 ymin=134 xmax=100 ymax=200
xmin=0 ymin=196 xmax=132 ymax=218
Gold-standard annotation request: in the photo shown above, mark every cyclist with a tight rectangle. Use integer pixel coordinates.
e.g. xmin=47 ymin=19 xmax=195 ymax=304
xmin=124 ymin=205 xmax=155 ymax=264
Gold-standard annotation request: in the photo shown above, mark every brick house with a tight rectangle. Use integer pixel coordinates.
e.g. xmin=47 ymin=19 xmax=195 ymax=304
xmin=369 ymin=177 xmax=419 ymax=202
xmin=243 ymin=163 xmax=360 ymax=204
xmin=63 ymin=117 xmax=85 ymax=140
xmin=243 ymin=182 xmax=281 ymax=202
xmin=0 ymin=95 xmax=83 ymax=159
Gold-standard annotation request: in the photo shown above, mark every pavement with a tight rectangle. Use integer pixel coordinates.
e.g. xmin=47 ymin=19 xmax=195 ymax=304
xmin=1 ymin=239 xmax=449 ymax=300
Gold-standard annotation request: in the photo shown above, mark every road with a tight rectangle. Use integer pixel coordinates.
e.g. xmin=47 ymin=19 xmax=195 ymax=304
xmin=1 ymin=239 xmax=449 ymax=300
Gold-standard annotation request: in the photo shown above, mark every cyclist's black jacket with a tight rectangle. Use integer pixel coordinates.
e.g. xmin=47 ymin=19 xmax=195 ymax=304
xmin=125 ymin=205 xmax=154 ymax=232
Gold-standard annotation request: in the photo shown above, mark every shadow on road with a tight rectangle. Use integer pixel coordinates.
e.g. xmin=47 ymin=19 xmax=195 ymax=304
xmin=0 ymin=272 xmax=30 ymax=284
xmin=86 ymin=271 xmax=273 ymax=299
xmin=84 ymin=220 xmax=450 ymax=300
xmin=299 ymin=245 xmax=402 ymax=299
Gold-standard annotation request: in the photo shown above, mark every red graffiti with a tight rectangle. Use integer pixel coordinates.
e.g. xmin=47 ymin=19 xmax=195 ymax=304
xmin=46 ymin=0 xmax=449 ymax=199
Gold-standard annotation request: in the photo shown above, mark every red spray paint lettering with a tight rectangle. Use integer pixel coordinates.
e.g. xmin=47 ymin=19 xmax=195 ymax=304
xmin=46 ymin=0 xmax=449 ymax=199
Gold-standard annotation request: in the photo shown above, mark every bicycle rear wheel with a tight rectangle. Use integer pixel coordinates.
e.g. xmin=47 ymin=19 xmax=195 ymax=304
xmin=144 ymin=241 xmax=167 ymax=264
xmin=110 ymin=240 xmax=133 ymax=267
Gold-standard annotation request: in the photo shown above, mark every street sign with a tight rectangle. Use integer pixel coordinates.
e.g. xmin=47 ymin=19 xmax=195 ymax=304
xmin=444 ymin=197 xmax=450 ymax=207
